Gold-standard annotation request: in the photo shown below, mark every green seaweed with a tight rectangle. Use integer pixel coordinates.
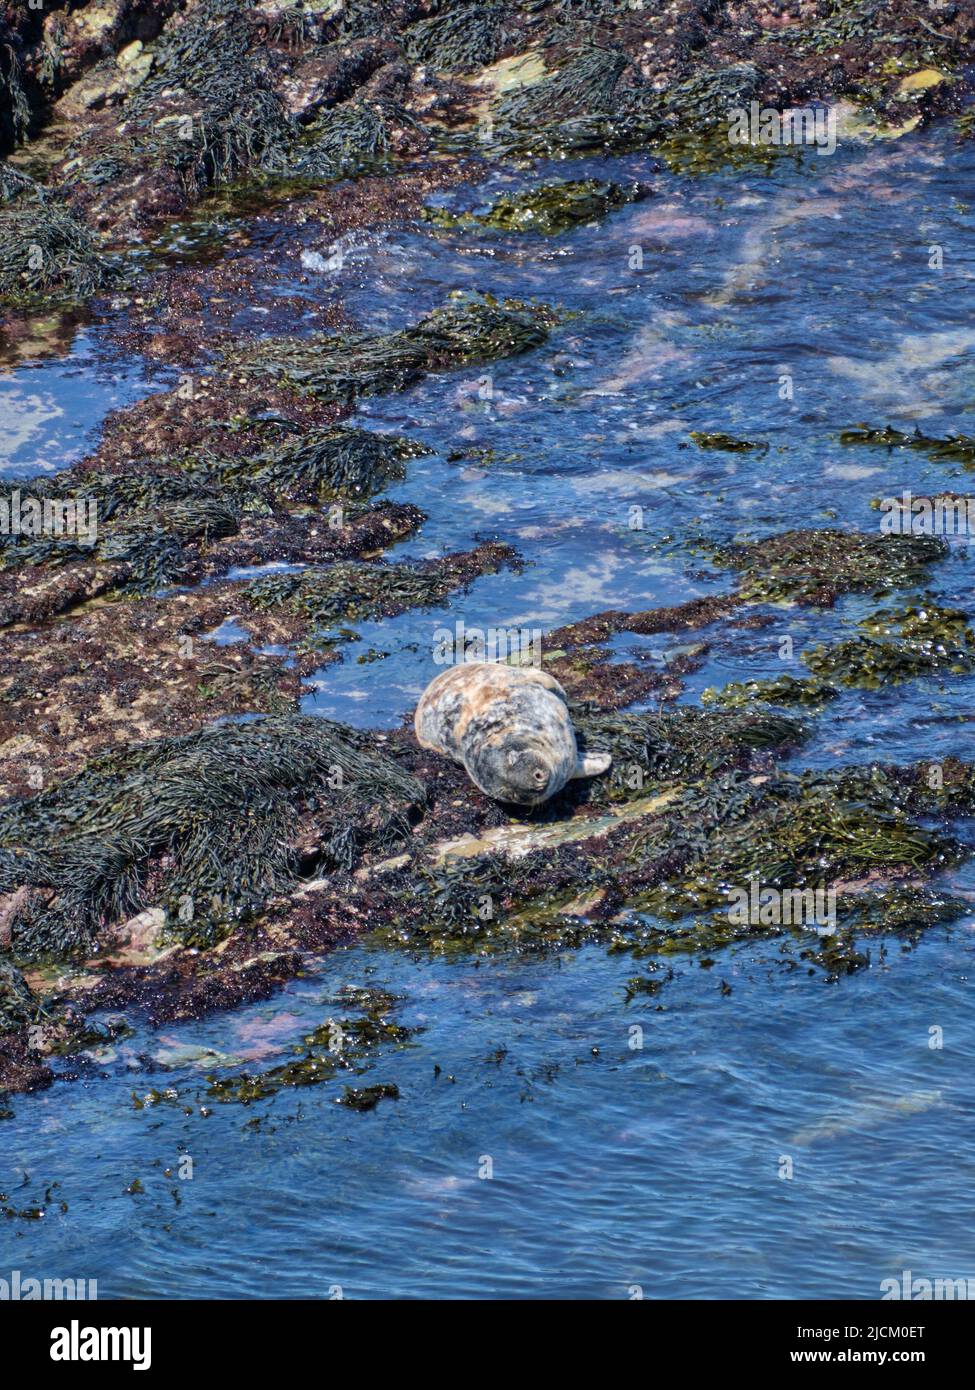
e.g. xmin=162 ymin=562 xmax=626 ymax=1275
xmin=119 ymin=0 xmax=294 ymax=195
xmin=404 ymin=2 xmax=510 ymax=73
xmin=293 ymin=100 xmax=414 ymax=181
xmin=0 ymin=170 xmax=112 ymax=303
xmin=804 ymin=599 xmax=975 ymax=689
xmin=0 ymin=962 xmax=38 ymax=1032
xmin=423 ymin=178 xmax=648 ymax=235
xmin=205 ymin=986 xmax=414 ymax=1106
xmin=0 ymin=716 xmax=425 ymax=960
xmin=574 ymin=705 xmax=806 ymax=800
xmin=0 ymin=469 xmax=241 ymax=593
xmin=226 ymin=294 xmax=553 ymax=404
xmin=702 ymin=674 xmax=840 ymax=710
xmin=339 ymin=1083 xmax=399 ymax=1110
xmin=244 ymin=545 xmax=513 ymax=643
xmin=689 ymin=431 xmax=767 ymax=453
xmin=201 ymin=425 xmax=429 ymax=502
xmin=0 ymin=23 xmax=31 ymax=151
xmin=709 ymin=529 xmax=948 ymax=606
xmin=841 ymin=424 xmax=975 ymax=469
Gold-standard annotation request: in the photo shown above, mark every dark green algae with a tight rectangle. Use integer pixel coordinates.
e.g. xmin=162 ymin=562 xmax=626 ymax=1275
xmin=1 ymin=0 xmax=971 ymax=311
xmin=706 ymin=528 xmax=950 ymax=606
xmin=0 ymin=165 xmax=113 ymax=304
xmin=0 ymin=715 xmax=426 ymax=961
xmin=243 ymin=545 xmax=518 ymax=651
xmin=803 ymin=598 xmax=975 ymax=689
xmin=225 ymin=293 xmax=556 ymax=405
xmin=842 ymin=424 xmax=975 ymax=469
xmin=422 ymin=178 xmax=648 ymax=235
xmin=366 ymin=759 xmax=970 ymax=982
xmin=202 ymin=987 xmax=413 ymax=1109
xmin=0 ymin=424 xmax=432 ymax=600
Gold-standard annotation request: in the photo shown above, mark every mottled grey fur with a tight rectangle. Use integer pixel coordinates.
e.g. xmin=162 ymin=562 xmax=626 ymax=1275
xmin=414 ymin=664 xmax=611 ymax=805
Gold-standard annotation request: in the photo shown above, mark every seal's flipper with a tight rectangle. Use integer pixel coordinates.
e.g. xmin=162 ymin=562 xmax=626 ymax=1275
xmin=572 ymin=751 xmax=612 ymax=780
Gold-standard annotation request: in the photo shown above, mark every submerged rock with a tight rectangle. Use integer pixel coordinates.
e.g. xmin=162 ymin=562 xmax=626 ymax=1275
xmin=423 ymin=178 xmax=649 ymax=235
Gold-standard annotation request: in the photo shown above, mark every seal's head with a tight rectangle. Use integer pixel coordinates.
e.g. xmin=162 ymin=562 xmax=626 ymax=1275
xmin=414 ymin=662 xmax=611 ymax=806
xmin=469 ymin=734 xmax=564 ymax=806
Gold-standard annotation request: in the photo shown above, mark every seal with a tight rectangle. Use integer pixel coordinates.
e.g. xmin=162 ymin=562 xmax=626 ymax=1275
xmin=414 ymin=663 xmax=612 ymax=805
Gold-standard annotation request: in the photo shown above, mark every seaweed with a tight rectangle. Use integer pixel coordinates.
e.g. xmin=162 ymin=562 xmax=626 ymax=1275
xmin=404 ymin=2 xmax=511 ymax=74
xmin=423 ymin=178 xmax=648 ymax=235
xmin=661 ymin=63 xmax=762 ymax=133
xmin=689 ymin=431 xmax=766 ymax=453
xmin=372 ymin=751 xmax=964 ymax=969
xmin=339 ymin=1082 xmax=399 ymax=1109
xmin=226 ymin=294 xmax=553 ymax=404
xmin=205 ymin=986 xmax=414 ymax=1106
xmin=708 ymin=529 xmax=949 ymax=606
xmin=244 ymin=543 xmax=516 ymax=642
xmin=628 ymin=770 xmax=960 ymax=921
xmin=115 ymin=0 xmax=295 ymax=196
xmin=702 ymin=674 xmax=840 ymax=710
xmin=292 ymin=99 xmax=414 ymax=181
xmin=803 ymin=599 xmax=975 ymax=689
xmin=0 ymin=23 xmax=31 ymax=151
xmin=479 ymin=43 xmax=667 ymax=159
xmin=0 ymin=170 xmax=111 ymax=302
xmin=0 ymin=716 xmax=426 ymax=960
xmin=841 ymin=424 xmax=975 ymax=469
xmin=838 ymin=885 xmax=969 ymax=937
xmin=0 ymin=469 xmax=242 ymax=594
xmin=0 ymin=962 xmax=37 ymax=1033
xmin=494 ymin=45 xmax=630 ymax=126
xmin=573 ymin=704 xmax=806 ymax=800
xmin=200 ymin=425 xmax=429 ymax=502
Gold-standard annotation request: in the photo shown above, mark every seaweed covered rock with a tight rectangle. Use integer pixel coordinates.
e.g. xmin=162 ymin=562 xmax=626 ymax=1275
xmin=205 ymin=985 xmax=414 ymax=1106
xmin=0 ymin=466 xmax=240 ymax=596
xmin=423 ymin=178 xmax=649 ymax=235
xmin=0 ymin=166 xmax=112 ymax=302
xmin=213 ymin=424 xmax=429 ymax=502
xmin=803 ymin=600 xmax=975 ymax=689
xmin=293 ymin=97 xmax=424 ymax=180
xmin=244 ymin=542 xmax=519 ymax=645
xmin=62 ymin=0 xmax=295 ymax=223
xmin=844 ymin=424 xmax=975 ymax=469
xmin=0 ymin=715 xmax=426 ymax=960
xmin=227 ymin=294 xmax=553 ymax=403
xmin=0 ymin=423 xmax=429 ymax=610
xmin=403 ymin=1 xmax=511 ymax=74
xmin=573 ymin=704 xmax=806 ymax=802
xmin=708 ymin=528 xmax=949 ymax=606
xmin=702 ymin=674 xmax=839 ymax=710
xmin=0 ymin=960 xmax=37 ymax=1032
xmin=0 ymin=18 xmax=32 ymax=151
xmin=483 ymin=43 xmax=664 ymax=159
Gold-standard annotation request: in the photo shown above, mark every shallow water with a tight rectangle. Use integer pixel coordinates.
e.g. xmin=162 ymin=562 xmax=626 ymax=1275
xmin=4 ymin=129 xmax=975 ymax=1299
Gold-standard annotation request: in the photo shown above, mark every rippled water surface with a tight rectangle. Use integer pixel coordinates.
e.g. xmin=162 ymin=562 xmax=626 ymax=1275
xmin=3 ymin=129 xmax=975 ymax=1299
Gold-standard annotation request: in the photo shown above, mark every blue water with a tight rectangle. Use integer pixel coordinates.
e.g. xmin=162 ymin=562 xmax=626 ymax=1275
xmin=4 ymin=128 xmax=975 ymax=1299
xmin=0 ymin=324 xmax=165 ymax=478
